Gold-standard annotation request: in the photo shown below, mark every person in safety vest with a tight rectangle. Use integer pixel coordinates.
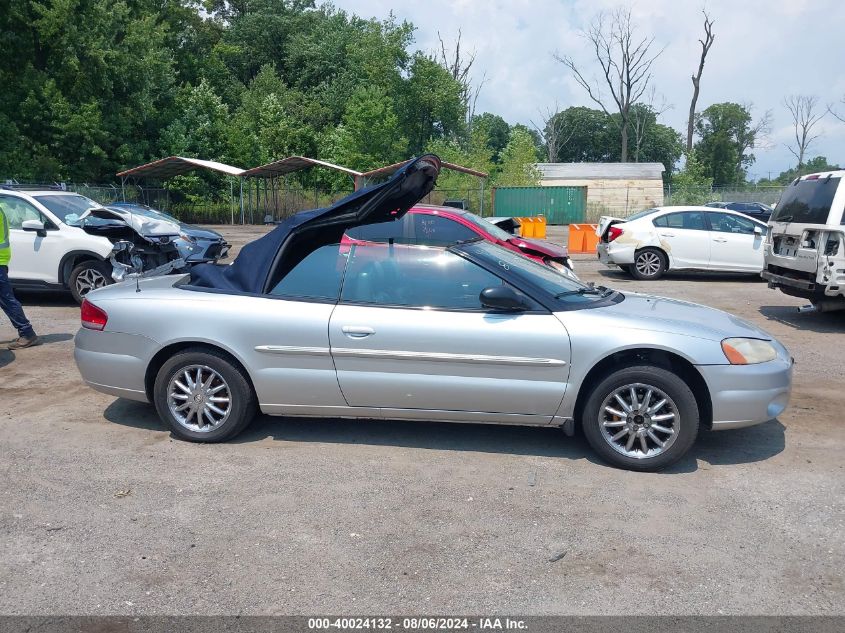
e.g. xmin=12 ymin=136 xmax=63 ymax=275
xmin=0 ymin=205 xmax=38 ymax=349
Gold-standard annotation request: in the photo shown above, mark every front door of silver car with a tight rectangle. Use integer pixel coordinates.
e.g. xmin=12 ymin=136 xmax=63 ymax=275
xmin=329 ymin=243 xmax=571 ymax=423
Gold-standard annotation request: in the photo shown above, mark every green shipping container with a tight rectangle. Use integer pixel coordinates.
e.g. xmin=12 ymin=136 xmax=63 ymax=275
xmin=492 ymin=186 xmax=586 ymax=224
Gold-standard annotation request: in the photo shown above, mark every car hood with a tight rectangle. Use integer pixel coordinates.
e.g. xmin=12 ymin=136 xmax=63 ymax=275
xmin=507 ymin=236 xmax=568 ymax=258
xmin=80 ymin=207 xmax=181 ymax=236
xmin=180 ymin=224 xmax=223 ymax=240
xmin=596 ymin=292 xmax=774 ymax=342
xmin=189 ymin=155 xmax=441 ymax=294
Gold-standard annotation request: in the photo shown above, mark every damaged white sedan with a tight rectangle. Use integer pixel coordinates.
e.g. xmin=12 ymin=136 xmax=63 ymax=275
xmin=0 ymin=187 xmax=227 ymax=302
xmin=597 ymin=206 xmax=767 ymax=280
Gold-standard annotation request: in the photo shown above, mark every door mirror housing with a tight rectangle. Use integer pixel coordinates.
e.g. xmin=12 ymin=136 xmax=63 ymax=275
xmin=753 ymin=226 xmax=763 ymax=236
xmin=21 ymin=219 xmax=47 ymax=237
xmin=480 ymin=285 xmax=529 ymax=312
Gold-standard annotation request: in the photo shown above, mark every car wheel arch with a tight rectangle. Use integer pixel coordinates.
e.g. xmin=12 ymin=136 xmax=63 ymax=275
xmin=144 ymin=341 xmax=258 ymax=404
xmin=573 ymin=347 xmax=713 ymax=432
xmin=60 ymin=251 xmax=107 ymax=287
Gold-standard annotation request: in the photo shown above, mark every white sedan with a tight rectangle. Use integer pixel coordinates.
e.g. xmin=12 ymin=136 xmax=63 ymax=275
xmin=596 ymin=206 xmax=767 ymax=280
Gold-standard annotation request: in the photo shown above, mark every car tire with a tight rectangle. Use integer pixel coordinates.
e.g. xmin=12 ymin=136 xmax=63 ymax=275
xmin=630 ymin=248 xmax=667 ymax=280
xmin=580 ymin=365 xmax=699 ymax=471
xmin=69 ymin=260 xmax=113 ymax=303
xmin=153 ymin=347 xmax=257 ymax=443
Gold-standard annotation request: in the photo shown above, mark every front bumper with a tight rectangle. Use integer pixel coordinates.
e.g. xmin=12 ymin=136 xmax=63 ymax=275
xmin=697 ymin=357 xmax=793 ymax=430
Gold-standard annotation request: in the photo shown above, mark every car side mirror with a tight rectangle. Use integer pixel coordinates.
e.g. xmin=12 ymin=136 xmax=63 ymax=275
xmin=21 ymin=219 xmax=47 ymax=237
xmin=753 ymin=226 xmax=763 ymax=236
xmin=480 ymin=285 xmax=529 ymax=312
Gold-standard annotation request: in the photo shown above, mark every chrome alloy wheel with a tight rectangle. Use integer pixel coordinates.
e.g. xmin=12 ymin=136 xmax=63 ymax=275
xmin=167 ymin=365 xmax=232 ymax=432
xmin=635 ymin=251 xmax=662 ymax=277
xmin=599 ymin=383 xmax=680 ymax=459
xmin=75 ymin=268 xmax=108 ymax=296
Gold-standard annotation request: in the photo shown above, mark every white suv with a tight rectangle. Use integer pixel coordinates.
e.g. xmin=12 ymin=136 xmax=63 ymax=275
xmin=0 ymin=188 xmax=115 ymax=302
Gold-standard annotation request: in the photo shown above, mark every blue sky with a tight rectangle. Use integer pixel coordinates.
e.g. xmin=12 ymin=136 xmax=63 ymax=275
xmin=338 ymin=0 xmax=845 ymax=179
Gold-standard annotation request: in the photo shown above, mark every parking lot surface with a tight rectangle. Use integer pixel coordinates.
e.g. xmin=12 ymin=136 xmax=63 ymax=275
xmin=1 ymin=224 xmax=843 ymax=615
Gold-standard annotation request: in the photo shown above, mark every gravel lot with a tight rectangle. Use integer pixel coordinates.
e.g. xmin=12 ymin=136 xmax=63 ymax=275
xmin=1 ymin=224 xmax=843 ymax=615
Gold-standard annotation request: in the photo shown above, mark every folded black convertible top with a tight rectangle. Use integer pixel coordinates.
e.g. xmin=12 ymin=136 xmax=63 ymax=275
xmin=189 ymin=155 xmax=440 ymax=295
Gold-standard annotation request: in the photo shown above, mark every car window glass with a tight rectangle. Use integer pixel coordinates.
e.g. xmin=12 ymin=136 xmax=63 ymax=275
xmin=342 ymin=243 xmax=504 ymax=310
xmin=268 ymin=243 xmax=346 ymax=301
xmin=0 ymin=196 xmax=44 ymax=229
xmin=709 ymin=213 xmax=757 ymax=234
xmin=33 ymin=194 xmax=101 ymax=225
xmin=652 ymin=215 xmax=668 ymax=227
xmin=410 ymin=214 xmax=477 ymax=245
xmin=661 ymin=212 xmax=707 ymax=230
xmin=345 ymin=215 xmax=411 ymax=243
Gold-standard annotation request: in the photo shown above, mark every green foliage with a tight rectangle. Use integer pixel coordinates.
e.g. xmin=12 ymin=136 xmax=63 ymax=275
xmin=757 ymin=156 xmax=842 ymax=185
xmin=546 ymin=106 xmax=682 ymax=180
xmin=694 ymin=103 xmax=756 ymax=187
xmin=0 ymin=0 xmax=466 ymax=188
xmin=471 ymin=113 xmax=510 ymax=162
xmin=496 ymin=128 xmax=541 ymax=186
xmin=668 ymin=151 xmax=713 ymax=205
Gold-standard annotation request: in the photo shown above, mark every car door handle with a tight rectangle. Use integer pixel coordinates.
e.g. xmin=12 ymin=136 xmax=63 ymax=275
xmin=658 ymin=232 xmax=675 ymax=237
xmin=341 ymin=326 xmax=375 ymax=338
xmin=713 ymin=238 xmax=728 ymax=243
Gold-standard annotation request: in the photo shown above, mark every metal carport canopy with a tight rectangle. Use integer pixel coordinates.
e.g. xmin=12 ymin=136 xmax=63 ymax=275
xmin=116 ymin=156 xmax=246 ymax=179
xmin=241 ymin=156 xmax=362 ymax=179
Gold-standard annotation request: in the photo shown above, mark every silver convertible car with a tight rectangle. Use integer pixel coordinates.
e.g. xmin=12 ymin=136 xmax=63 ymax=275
xmin=74 ymin=156 xmax=793 ymax=470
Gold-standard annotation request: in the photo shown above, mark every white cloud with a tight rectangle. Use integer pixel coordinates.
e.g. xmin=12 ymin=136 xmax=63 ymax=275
xmin=339 ymin=0 xmax=845 ymax=177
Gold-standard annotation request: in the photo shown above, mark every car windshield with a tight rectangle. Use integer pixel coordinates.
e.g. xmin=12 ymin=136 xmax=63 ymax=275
xmin=462 ymin=240 xmax=613 ymax=305
xmin=35 ymin=194 xmax=103 ymax=225
xmin=772 ymin=176 xmax=841 ymax=224
xmin=460 ymin=212 xmax=515 ymax=241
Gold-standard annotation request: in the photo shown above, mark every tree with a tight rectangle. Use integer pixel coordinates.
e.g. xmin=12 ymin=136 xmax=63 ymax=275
xmin=687 ymin=12 xmax=715 ymax=152
xmin=531 ymin=102 xmax=577 ymax=163
xmin=758 ymin=156 xmax=841 ymax=185
xmin=784 ymin=95 xmax=825 ymax=168
xmin=495 ymin=128 xmax=541 ymax=186
xmin=436 ymin=29 xmax=486 ymax=128
xmin=669 ymin=151 xmax=713 ymax=205
xmin=694 ymin=103 xmax=763 ymax=186
xmin=548 ymin=107 xmax=615 ymax=162
xmin=471 ymin=113 xmax=510 ymax=161
xmin=324 ymin=86 xmax=407 ymax=171
xmin=554 ymin=7 xmax=664 ymax=162
xmin=397 ymin=53 xmax=466 ymax=155
xmin=830 ymin=96 xmax=845 ymax=123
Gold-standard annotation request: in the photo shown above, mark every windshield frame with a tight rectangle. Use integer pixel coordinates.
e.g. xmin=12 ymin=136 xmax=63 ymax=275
xmin=455 ymin=240 xmax=623 ymax=311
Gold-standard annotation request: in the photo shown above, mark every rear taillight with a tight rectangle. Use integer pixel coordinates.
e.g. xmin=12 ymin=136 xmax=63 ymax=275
xmin=607 ymin=226 xmax=624 ymax=242
xmin=81 ymin=299 xmax=108 ymax=331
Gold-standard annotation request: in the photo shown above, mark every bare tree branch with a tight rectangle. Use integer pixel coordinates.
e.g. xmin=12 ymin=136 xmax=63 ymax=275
xmin=530 ymin=101 xmax=577 ymax=162
xmin=631 ymin=86 xmax=673 ymax=162
xmin=436 ymin=29 xmax=483 ymax=129
xmin=687 ymin=11 xmax=715 ymax=152
xmin=783 ymin=95 xmax=825 ymax=167
xmin=553 ymin=8 xmax=664 ymax=161
xmin=828 ymin=96 xmax=845 ymax=123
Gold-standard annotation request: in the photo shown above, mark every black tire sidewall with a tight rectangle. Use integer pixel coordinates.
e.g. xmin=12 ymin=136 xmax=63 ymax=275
xmin=631 ymin=248 xmax=667 ymax=280
xmin=69 ymin=260 xmax=113 ymax=303
xmin=581 ymin=365 xmax=699 ymax=471
xmin=153 ymin=349 xmax=256 ymax=443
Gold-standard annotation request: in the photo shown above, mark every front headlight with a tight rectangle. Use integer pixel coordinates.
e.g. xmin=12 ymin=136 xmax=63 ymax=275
xmin=179 ymin=232 xmax=197 ymax=244
xmin=721 ymin=338 xmax=778 ymax=365
xmin=547 ymin=258 xmax=580 ymax=280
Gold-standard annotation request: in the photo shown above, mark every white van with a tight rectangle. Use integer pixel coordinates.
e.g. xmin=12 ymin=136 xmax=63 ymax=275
xmin=762 ymin=171 xmax=845 ymax=312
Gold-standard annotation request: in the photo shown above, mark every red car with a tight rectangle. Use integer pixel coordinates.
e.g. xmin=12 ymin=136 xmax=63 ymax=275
xmin=345 ymin=205 xmax=577 ymax=278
